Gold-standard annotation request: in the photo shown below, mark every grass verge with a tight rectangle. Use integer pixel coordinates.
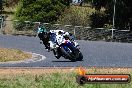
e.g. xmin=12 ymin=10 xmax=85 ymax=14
xmin=0 ymin=48 xmax=32 ymax=62
xmin=0 ymin=68 xmax=131 ymax=88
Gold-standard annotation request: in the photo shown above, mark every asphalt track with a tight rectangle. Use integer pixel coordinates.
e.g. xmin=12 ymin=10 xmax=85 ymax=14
xmin=0 ymin=34 xmax=132 ymax=67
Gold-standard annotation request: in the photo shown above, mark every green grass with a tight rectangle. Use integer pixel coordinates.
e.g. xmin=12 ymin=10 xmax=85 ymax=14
xmin=0 ymin=72 xmax=131 ymax=88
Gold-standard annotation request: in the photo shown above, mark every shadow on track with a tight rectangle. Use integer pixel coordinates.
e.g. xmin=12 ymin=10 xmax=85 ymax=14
xmin=52 ymin=60 xmax=74 ymax=62
xmin=52 ymin=60 xmax=83 ymax=62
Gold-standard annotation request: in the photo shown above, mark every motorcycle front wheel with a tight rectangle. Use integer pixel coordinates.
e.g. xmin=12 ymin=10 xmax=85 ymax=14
xmin=60 ymin=47 xmax=77 ymax=62
xmin=76 ymin=51 xmax=83 ymax=61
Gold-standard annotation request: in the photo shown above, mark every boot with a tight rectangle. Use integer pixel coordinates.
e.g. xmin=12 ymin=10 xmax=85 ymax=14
xmin=53 ymin=49 xmax=61 ymax=59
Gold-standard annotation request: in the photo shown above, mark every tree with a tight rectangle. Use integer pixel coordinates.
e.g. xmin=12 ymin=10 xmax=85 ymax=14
xmin=0 ymin=0 xmax=3 ymax=13
xmin=15 ymin=0 xmax=70 ymax=23
xmin=90 ymin=0 xmax=132 ymax=31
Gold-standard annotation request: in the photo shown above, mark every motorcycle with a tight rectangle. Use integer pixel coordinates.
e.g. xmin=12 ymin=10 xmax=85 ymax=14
xmin=52 ymin=39 xmax=83 ymax=62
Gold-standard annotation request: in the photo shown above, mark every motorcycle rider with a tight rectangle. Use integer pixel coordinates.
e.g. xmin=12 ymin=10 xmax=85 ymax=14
xmin=63 ymin=31 xmax=79 ymax=47
xmin=37 ymin=24 xmax=50 ymax=51
xmin=54 ymin=30 xmax=78 ymax=59
xmin=53 ymin=31 xmax=64 ymax=59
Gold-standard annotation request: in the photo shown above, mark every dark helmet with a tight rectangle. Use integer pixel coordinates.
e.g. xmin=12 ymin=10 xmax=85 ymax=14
xmin=58 ymin=31 xmax=63 ymax=35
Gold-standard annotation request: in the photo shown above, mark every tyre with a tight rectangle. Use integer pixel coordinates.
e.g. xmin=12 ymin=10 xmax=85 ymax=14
xmin=60 ymin=47 xmax=77 ymax=62
xmin=77 ymin=51 xmax=83 ymax=61
xmin=70 ymin=58 xmax=76 ymax=62
xmin=60 ymin=47 xmax=72 ymax=58
xmin=70 ymin=50 xmax=79 ymax=62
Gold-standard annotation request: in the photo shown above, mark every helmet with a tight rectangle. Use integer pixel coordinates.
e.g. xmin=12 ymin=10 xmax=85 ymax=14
xmin=58 ymin=31 xmax=63 ymax=35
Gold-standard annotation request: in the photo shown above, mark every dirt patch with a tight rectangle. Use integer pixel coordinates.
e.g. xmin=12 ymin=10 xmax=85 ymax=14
xmin=0 ymin=48 xmax=32 ymax=62
xmin=0 ymin=68 xmax=74 ymax=75
xmin=0 ymin=67 xmax=131 ymax=75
